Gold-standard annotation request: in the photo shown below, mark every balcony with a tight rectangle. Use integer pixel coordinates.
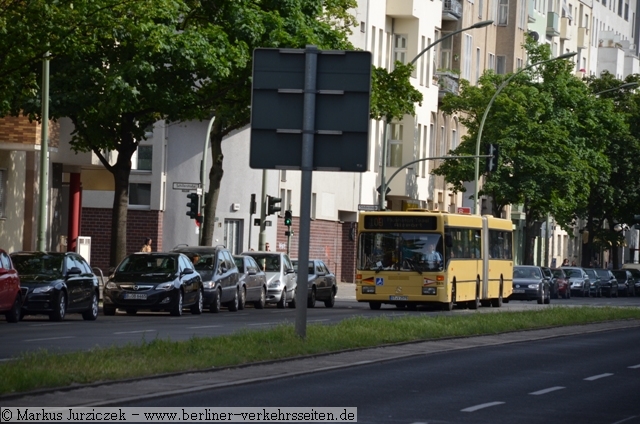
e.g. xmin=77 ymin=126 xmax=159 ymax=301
xmin=559 ymin=17 xmax=572 ymax=40
xmin=442 ymin=0 xmax=462 ymax=20
xmin=386 ymin=0 xmax=419 ymax=18
xmin=577 ymin=27 xmax=589 ymax=49
xmin=546 ymin=12 xmax=560 ymax=37
xmin=435 ymin=70 xmax=460 ymax=99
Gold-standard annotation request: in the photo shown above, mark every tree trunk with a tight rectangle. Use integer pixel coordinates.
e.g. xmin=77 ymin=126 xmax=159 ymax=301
xmin=109 ymin=155 xmax=133 ymax=268
xmin=523 ymin=218 xmax=538 ymax=265
xmin=202 ymin=121 xmax=224 ymax=246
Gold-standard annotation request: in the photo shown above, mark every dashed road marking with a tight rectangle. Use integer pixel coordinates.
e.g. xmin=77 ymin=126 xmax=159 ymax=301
xmin=187 ymin=325 xmax=222 ymax=329
xmin=113 ymin=330 xmax=157 ymax=335
xmin=461 ymin=402 xmax=505 ymax=412
xmin=529 ymin=386 xmax=565 ymax=395
xmin=24 ymin=336 xmax=76 ymax=342
xmin=628 ymin=364 xmax=640 ymax=369
xmin=584 ymin=373 xmax=614 ymax=381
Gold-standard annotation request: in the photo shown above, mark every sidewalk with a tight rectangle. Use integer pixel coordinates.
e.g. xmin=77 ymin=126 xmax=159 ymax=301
xmin=3 ymin=320 xmax=639 ymax=407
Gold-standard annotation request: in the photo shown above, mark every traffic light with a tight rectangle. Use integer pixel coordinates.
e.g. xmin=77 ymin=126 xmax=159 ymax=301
xmin=485 ymin=143 xmax=499 ymax=173
xmin=267 ymin=195 xmax=282 ymax=216
xmin=186 ymin=193 xmax=199 ymax=219
xmin=284 ymin=210 xmax=292 ymax=226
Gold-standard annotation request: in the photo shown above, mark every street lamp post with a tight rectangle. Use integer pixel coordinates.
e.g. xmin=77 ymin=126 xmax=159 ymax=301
xmin=472 ymin=52 xmax=577 ymax=215
xmin=378 ymin=20 xmax=493 ymax=210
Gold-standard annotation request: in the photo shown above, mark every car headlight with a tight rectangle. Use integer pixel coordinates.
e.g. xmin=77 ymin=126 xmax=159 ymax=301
xmin=573 ymin=282 xmax=583 ymax=287
xmin=105 ymin=281 xmax=117 ymax=289
xmin=268 ymin=280 xmax=281 ymax=289
xmin=33 ymin=286 xmax=54 ymax=293
xmin=202 ymin=281 xmax=214 ymax=289
xmin=156 ymin=282 xmax=175 ymax=291
xmin=528 ymin=284 xmax=539 ymax=289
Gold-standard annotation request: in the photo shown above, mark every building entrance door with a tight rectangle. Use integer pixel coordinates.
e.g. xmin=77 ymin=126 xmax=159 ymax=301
xmin=224 ymin=219 xmax=243 ymax=254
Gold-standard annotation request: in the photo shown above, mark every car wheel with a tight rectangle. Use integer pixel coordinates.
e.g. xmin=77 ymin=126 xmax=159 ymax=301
xmin=442 ymin=283 xmax=456 ymax=311
xmin=190 ymin=289 xmax=203 ymax=315
xmin=210 ymin=288 xmax=222 ymax=313
xmin=254 ymin=287 xmax=266 ymax=309
xmin=324 ymin=287 xmax=336 ymax=308
xmin=544 ymin=287 xmax=551 ymax=304
xmin=228 ymin=289 xmax=239 ymax=312
xmin=288 ymin=288 xmax=297 ymax=308
xmin=307 ymin=287 xmax=317 ymax=308
xmin=170 ymin=290 xmax=183 ymax=316
xmin=50 ymin=291 xmax=67 ymax=321
xmin=369 ymin=301 xmax=381 ymax=310
xmin=103 ymin=305 xmax=116 ymax=316
xmin=277 ymin=289 xmax=287 ymax=309
xmin=238 ymin=287 xmax=246 ymax=310
xmin=5 ymin=294 xmax=21 ymax=323
xmin=126 ymin=308 xmax=137 ymax=316
xmin=82 ymin=292 xmax=99 ymax=321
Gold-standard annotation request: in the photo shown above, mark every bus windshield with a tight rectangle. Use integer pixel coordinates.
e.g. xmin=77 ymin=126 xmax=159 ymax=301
xmin=358 ymin=232 xmax=444 ymax=272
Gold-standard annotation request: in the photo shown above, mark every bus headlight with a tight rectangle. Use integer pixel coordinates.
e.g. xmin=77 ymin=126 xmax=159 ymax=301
xmin=361 ymin=286 xmax=375 ymax=294
xmin=422 ymin=287 xmax=437 ymax=295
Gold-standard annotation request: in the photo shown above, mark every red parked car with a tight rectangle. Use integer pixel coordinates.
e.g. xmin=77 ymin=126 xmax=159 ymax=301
xmin=0 ymin=248 xmax=22 ymax=323
xmin=551 ymin=268 xmax=571 ymax=299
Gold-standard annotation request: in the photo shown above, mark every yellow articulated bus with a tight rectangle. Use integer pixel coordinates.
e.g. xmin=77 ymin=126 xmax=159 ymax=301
xmin=355 ymin=209 xmax=513 ymax=311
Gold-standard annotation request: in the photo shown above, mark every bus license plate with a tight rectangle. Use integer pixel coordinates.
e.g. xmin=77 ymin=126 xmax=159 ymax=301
xmin=124 ymin=293 xmax=147 ymax=300
xmin=389 ymin=296 xmax=408 ymax=301
xmin=512 ymin=289 xmax=525 ymax=294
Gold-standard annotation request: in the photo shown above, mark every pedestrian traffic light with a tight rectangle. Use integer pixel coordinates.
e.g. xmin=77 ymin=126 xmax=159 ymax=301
xmin=186 ymin=193 xmax=199 ymax=219
xmin=284 ymin=210 xmax=292 ymax=226
xmin=267 ymin=195 xmax=282 ymax=216
xmin=485 ymin=143 xmax=499 ymax=173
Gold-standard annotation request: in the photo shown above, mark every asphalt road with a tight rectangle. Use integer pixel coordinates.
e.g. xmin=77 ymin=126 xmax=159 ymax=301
xmin=124 ymin=327 xmax=640 ymax=424
xmin=1 ymin=283 xmax=639 ymax=360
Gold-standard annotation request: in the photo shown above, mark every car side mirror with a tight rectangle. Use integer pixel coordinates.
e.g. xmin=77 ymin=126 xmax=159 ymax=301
xmin=182 ymin=268 xmax=194 ymax=275
xmin=67 ymin=267 xmax=82 ymax=276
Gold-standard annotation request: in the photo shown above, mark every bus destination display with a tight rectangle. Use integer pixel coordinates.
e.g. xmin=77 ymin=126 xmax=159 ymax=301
xmin=363 ymin=215 xmax=437 ymax=230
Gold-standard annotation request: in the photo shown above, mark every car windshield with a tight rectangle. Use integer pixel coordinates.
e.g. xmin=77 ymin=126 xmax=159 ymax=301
xmin=514 ymin=267 xmax=540 ymax=279
xmin=563 ymin=268 xmax=582 ymax=277
xmin=233 ymin=257 xmax=244 ymax=273
xmin=292 ymin=260 xmax=314 ymax=274
xmin=552 ymin=269 xmax=566 ymax=278
xmin=595 ymin=270 xmax=609 ymax=278
xmin=248 ymin=254 xmax=280 ymax=272
xmin=117 ymin=255 xmax=177 ymax=273
xmin=612 ymin=271 xmax=627 ymax=280
xmin=585 ymin=269 xmax=598 ymax=279
xmin=12 ymin=254 xmax=64 ymax=276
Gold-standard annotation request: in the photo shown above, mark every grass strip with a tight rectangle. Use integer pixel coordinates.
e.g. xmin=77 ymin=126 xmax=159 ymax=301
xmin=1 ymin=306 xmax=639 ymax=396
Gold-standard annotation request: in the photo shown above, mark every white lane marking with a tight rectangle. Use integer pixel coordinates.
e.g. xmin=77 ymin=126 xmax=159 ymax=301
xmin=584 ymin=373 xmax=614 ymax=381
xmin=113 ymin=330 xmax=157 ymax=335
xmin=529 ymin=386 xmax=565 ymax=395
xmin=28 ymin=322 xmax=70 ymax=327
xmin=187 ymin=325 xmax=222 ymax=329
xmin=308 ymin=319 xmax=330 ymax=323
xmin=611 ymin=416 xmax=638 ymax=424
xmin=461 ymin=402 xmax=505 ymax=412
xmin=628 ymin=364 xmax=640 ymax=369
xmin=0 ymin=358 xmax=16 ymax=362
xmin=247 ymin=322 xmax=279 ymax=326
xmin=24 ymin=336 xmax=76 ymax=342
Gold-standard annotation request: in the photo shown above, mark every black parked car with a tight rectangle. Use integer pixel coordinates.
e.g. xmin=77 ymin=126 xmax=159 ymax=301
xmin=172 ymin=246 xmax=241 ymax=312
xmin=584 ymin=268 xmax=602 ymax=297
xmin=10 ymin=251 xmax=99 ymax=321
xmin=292 ymin=259 xmax=338 ymax=308
xmin=233 ymin=254 xmax=268 ymax=309
xmin=511 ymin=265 xmax=550 ymax=304
xmin=541 ymin=267 xmax=558 ymax=298
xmin=623 ymin=267 xmax=640 ymax=296
xmin=103 ymin=252 xmax=203 ymax=316
xmin=594 ymin=269 xmax=618 ymax=297
xmin=612 ymin=269 xmax=634 ymax=297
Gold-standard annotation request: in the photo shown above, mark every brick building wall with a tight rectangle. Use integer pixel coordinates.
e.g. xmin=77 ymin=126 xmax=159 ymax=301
xmin=80 ymin=207 xmax=163 ymax=271
xmin=276 ymin=219 xmax=357 ymax=283
xmin=0 ymin=116 xmax=59 ymax=147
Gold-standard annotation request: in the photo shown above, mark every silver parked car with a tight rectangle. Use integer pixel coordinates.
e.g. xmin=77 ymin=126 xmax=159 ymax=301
xmin=233 ymin=254 xmax=268 ymax=309
xmin=562 ymin=267 xmax=591 ymax=297
xmin=291 ymin=259 xmax=338 ymax=308
xmin=241 ymin=251 xmax=297 ymax=308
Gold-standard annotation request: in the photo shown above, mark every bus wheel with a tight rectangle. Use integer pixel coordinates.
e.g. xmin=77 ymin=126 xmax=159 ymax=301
xmin=491 ymin=284 xmax=503 ymax=308
xmin=369 ymin=301 xmax=381 ymax=310
xmin=469 ymin=282 xmax=480 ymax=310
xmin=441 ymin=283 xmax=456 ymax=311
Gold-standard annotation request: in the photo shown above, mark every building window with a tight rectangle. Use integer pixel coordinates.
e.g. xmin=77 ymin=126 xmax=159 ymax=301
xmin=498 ymin=0 xmax=509 ymax=25
xmin=479 ymin=0 xmax=484 ymax=18
xmin=422 ymin=124 xmax=428 ymax=178
xmin=476 ymin=47 xmax=481 ymax=83
xmin=516 ymin=57 xmax=523 ymax=69
xmin=133 ymin=145 xmax=153 ymax=171
xmin=488 ymin=53 xmax=495 ymax=71
xmin=624 ymin=2 xmax=629 ymax=19
xmin=463 ymin=34 xmax=472 ymax=80
xmin=439 ymin=33 xmax=453 ymax=69
xmin=388 ymin=123 xmax=403 ymax=167
xmin=0 ymin=169 xmax=5 ymax=218
xmin=129 ymin=183 xmax=151 ymax=207
xmin=496 ymin=55 xmax=507 ymax=74
xmin=394 ymin=34 xmax=408 ymax=65
xmin=519 ymin=0 xmax=527 ymax=28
